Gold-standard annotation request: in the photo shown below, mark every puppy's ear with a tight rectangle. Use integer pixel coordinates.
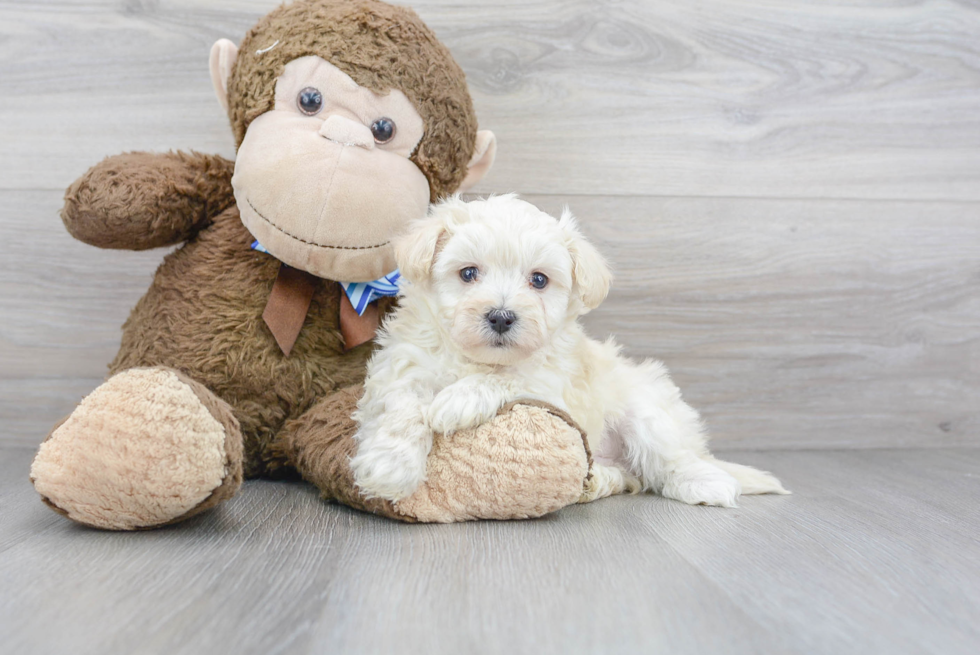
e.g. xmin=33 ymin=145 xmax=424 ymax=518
xmin=397 ymin=196 xmax=473 ymax=283
xmin=559 ymin=208 xmax=612 ymax=311
xmin=395 ymin=217 xmax=444 ymax=284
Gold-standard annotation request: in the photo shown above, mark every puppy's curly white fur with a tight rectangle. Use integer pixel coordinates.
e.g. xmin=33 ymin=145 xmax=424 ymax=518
xmin=351 ymin=195 xmax=789 ymax=505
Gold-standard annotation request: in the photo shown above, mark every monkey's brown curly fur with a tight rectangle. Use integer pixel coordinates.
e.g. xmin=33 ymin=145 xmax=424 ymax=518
xmin=62 ymin=151 xmax=396 ymax=478
xmin=228 ymin=0 xmax=478 ymax=201
xmin=33 ymin=0 xmax=590 ymax=527
xmin=103 ymin=197 xmax=396 ymax=478
xmin=53 ymin=0 xmax=479 ymax=489
xmin=62 ymin=151 xmax=236 ymax=250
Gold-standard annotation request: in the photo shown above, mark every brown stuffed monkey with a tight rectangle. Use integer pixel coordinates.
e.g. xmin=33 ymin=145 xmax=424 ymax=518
xmin=29 ymin=0 xmax=592 ymax=529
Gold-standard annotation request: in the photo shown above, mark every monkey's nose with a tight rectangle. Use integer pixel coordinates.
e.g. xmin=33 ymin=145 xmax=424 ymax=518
xmin=319 ymin=115 xmax=375 ymax=149
xmin=486 ymin=309 xmax=517 ymax=334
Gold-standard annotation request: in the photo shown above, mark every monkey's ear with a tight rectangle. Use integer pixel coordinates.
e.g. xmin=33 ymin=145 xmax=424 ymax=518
xmin=209 ymin=39 xmax=239 ymax=114
xmin=395 ymin=215 xmax=448 ymax=285
xmin=458 ymin=131 xmax=497 ymax=192
xmin=559 ymin=208 xmax=612 ymax=312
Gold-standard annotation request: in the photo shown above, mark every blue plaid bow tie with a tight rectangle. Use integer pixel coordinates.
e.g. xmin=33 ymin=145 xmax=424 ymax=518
xmin=252 ymin=240 xmax=401 ymax=316
xmin=339 ymin=270 xmax=401 ymax=315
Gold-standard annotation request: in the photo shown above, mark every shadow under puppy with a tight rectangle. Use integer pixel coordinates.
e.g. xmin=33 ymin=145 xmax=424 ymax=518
xmin=352 ymin=195 xmax=789 ymax=506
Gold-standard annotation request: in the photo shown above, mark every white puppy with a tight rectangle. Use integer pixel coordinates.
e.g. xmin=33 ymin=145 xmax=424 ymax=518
xmin=351 ymin=195 xmax=788 ymax=506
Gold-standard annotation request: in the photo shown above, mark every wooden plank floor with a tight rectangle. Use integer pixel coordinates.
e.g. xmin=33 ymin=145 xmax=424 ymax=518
xmin=2 ymin=445 xmax=978 ymax=655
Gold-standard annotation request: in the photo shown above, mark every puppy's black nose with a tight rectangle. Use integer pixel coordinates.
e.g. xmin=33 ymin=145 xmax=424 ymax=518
xmin=486 ymin=309 xmax=517 ymax=334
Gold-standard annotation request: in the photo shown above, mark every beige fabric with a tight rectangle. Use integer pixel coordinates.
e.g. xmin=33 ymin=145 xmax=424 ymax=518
xmin=30 ymin=368 xmax=231 ymax=530
xmin=275 ymin=57 xmax=425 ymax=158
xmin=395 ymin=403 xmax=590 ymax=522
xmin=232 ymin=56 xmax=430 ymax=282
xmin=458 ymin=130 xmax=497 ymax=192
xmin=271 ymin=388 xmax=591 ymax=523
xmin=223 ymin=0 xmax=482 ymax=199
xmin=209 ymin=38 xmax=239 ymax=114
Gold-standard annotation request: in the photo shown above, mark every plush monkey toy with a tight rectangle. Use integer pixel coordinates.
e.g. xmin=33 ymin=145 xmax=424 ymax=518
xmin=29 ymin=0 xmax=592 ymax=529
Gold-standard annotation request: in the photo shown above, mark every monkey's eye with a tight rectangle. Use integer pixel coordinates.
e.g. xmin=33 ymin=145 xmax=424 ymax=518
xmin=370 ymin=118 xmax=396 ymax=143
xmin=297 ymin=87 xmax=323 ymax=115
xmin=530 ymin=272 xmax=549 ymax=289
xmin=459 ymin=267 xmax=479 ymax=283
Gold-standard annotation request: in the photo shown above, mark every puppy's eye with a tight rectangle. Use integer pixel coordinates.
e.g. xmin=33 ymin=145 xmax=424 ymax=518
xmin=459 ymin=266 xmax=479 ymax=283
xmin=530 ymin=272 xmax=549 ymax=289
xmin=297 ymin=87 xmax=323 ymax=115
xmin=370 ymin=117 xmax=396 ymax=143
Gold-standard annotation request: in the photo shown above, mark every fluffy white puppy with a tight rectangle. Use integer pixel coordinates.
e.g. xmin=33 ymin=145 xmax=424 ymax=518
xmin=351 ymin=195 xmax=788 ymax=506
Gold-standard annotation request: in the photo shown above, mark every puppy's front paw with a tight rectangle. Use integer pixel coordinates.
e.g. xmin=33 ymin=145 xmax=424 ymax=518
xmin=427 ymin=381 xmax=506 ymax=434
xmin=351 ymin=427 xmax=430 ymax=502
xmin=660 ymin=460 xmax=742 ymax=508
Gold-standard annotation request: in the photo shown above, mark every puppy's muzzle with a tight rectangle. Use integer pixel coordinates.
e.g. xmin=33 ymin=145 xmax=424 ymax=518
xmin=486 ymin=309 xmax=517 ymax=334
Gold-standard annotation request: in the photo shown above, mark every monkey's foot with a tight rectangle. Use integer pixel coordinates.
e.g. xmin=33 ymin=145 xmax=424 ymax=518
xmin=396 ymin=400 xmax=592 ymax=522
xmin=30 ymin=367 xmax=243 ymax=530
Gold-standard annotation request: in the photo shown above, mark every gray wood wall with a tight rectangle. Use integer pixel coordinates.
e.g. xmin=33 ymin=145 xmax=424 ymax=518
xmin=1 ymin=0 xmax=977 ymax=449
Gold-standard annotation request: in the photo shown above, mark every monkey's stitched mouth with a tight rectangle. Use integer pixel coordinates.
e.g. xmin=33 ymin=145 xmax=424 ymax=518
xmin=246 ymin=197 xmax=391 ymax=251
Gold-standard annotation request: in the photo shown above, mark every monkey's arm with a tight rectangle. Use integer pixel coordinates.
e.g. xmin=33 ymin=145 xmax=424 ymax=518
xmin=61 ymin=151 xmax=236 ymax=250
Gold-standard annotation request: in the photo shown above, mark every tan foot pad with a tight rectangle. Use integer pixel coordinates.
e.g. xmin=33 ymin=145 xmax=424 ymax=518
xmin=30 ymin=368 xmax=238 ymax=530
xmin=396 ymin=401 xmax=592 ymax=522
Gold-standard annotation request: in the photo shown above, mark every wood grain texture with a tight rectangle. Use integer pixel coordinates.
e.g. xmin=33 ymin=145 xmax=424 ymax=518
xmin=3 ymin=189 xmax=977 ymax=448
xmin=564 ymin=195 xmax=980 ymax=450
xmin=1 ymin=445 xmax=978 ymax=655
xmin=1 ymin=1 xmax=978 ymax=198
xmin=1 ymin=2 xmax=978 ymax=447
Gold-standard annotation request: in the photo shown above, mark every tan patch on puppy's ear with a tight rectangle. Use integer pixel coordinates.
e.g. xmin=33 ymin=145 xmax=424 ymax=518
xmin=559 ymin=208 xmax=612 ymax=311
xmin=458 ymin=130 xmax=496 ymax=192
xmin=210 ymin=38 xmax=239 ymax=114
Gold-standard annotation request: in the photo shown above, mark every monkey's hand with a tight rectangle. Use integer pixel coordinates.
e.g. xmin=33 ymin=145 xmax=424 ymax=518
xmin=62 ymin=151 xmax=236 ymax=250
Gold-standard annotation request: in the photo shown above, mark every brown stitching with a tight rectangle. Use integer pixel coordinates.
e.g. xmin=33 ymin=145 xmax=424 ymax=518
xmin=246 ymin=197 xmax=391 ymax=251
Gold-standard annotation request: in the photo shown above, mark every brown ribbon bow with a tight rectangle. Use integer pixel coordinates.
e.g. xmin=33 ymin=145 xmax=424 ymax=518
xmin=263 ymin=262 xmax=379 ymax=355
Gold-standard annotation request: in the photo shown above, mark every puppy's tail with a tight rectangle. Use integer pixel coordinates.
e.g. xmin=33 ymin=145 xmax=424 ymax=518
xmin=705 ymin=456 xmax=791 ymax=495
